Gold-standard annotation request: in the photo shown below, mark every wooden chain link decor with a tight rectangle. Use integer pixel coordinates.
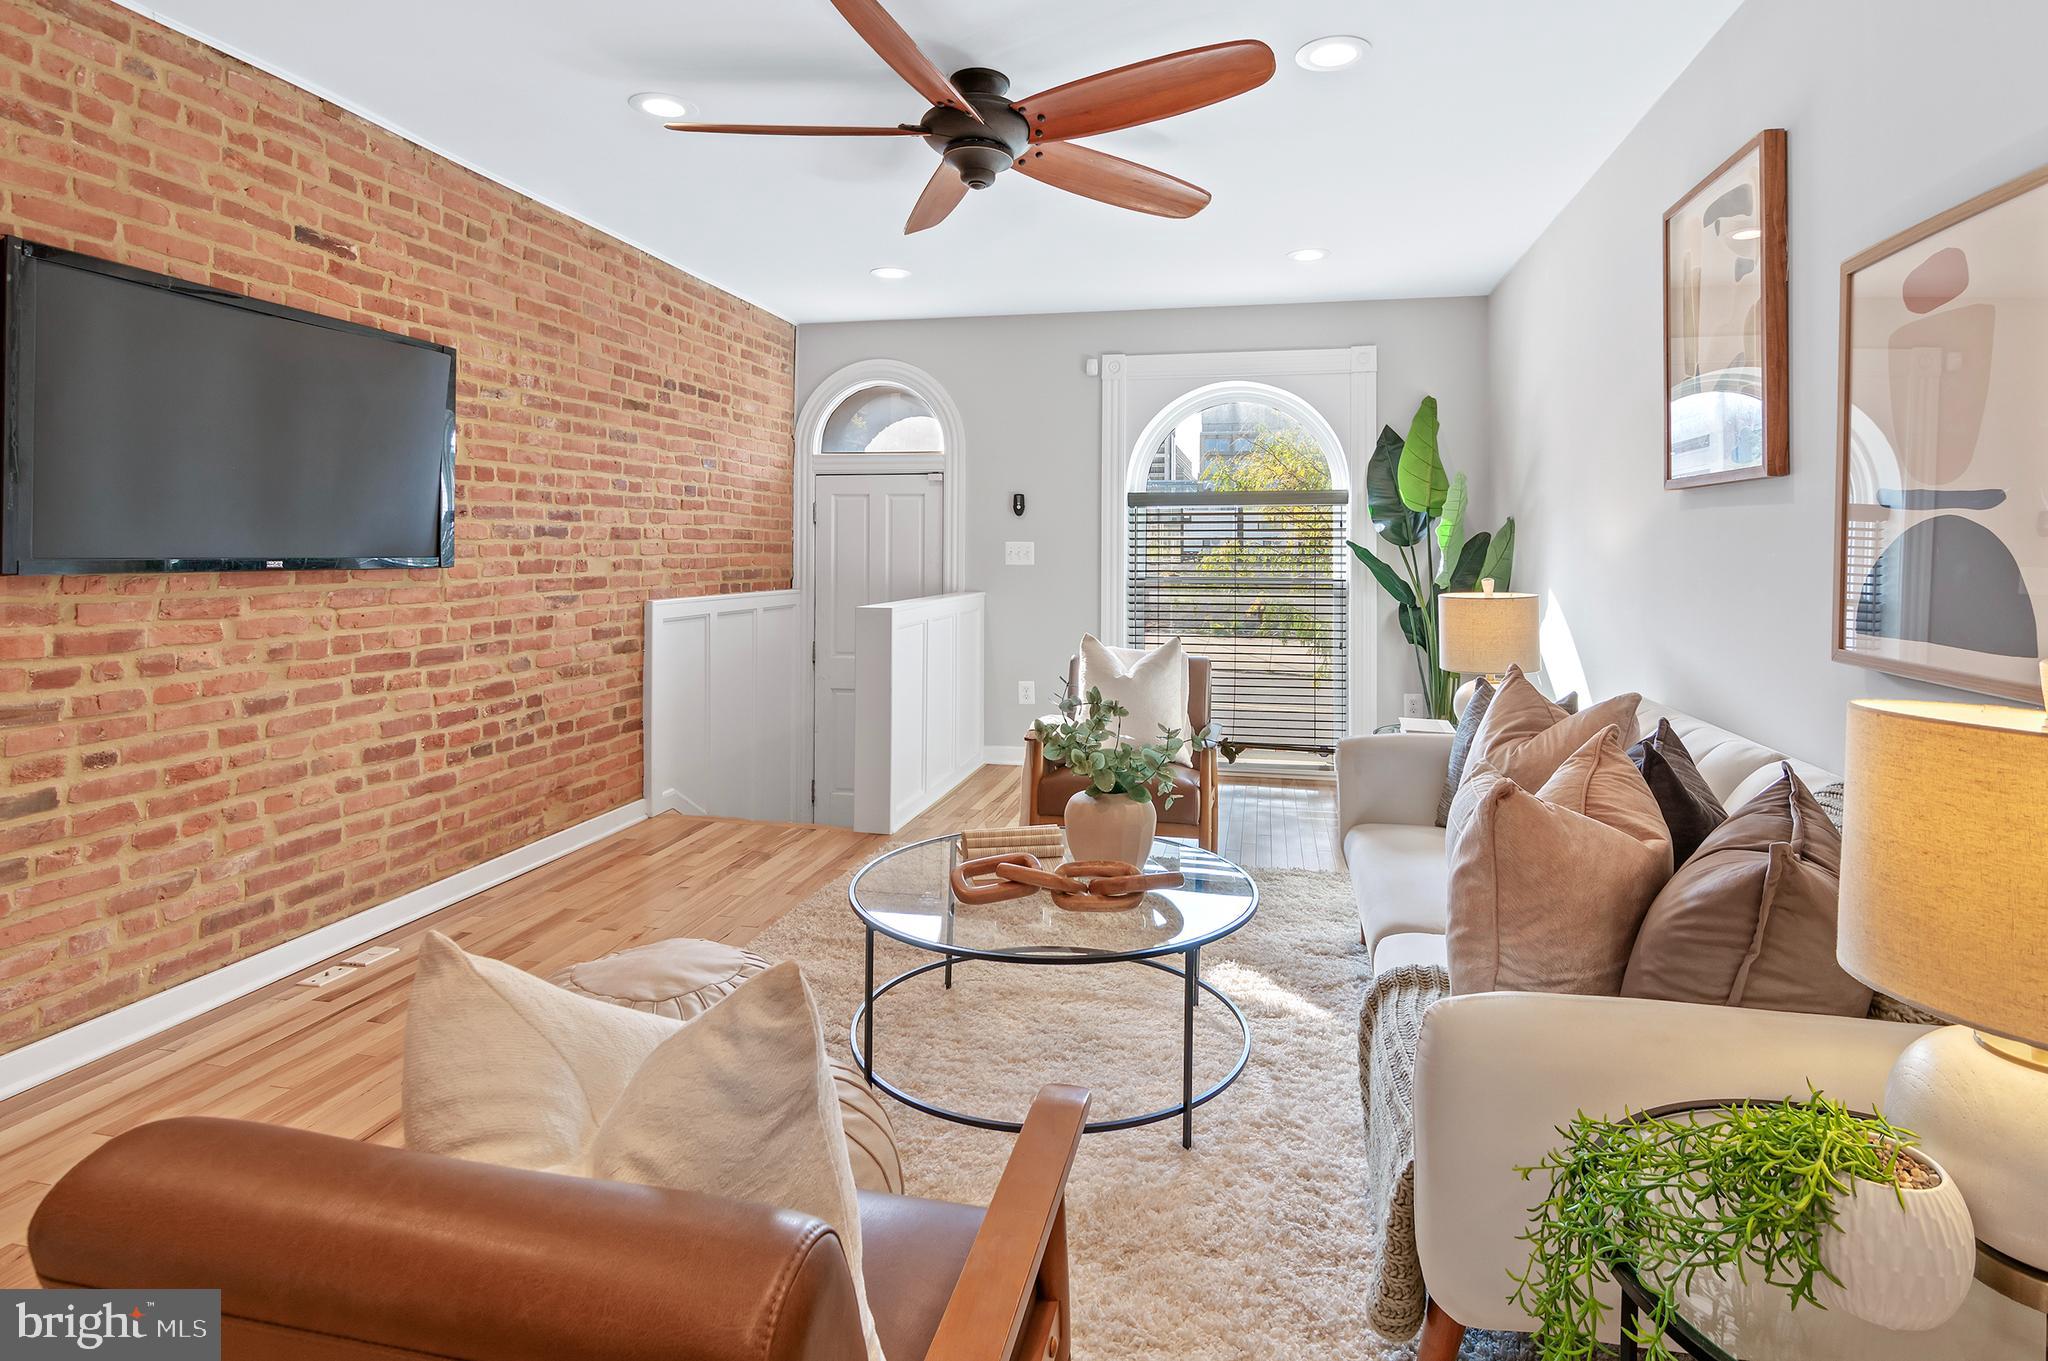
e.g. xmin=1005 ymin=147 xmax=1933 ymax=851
xmin=950 ymin=853 xmax=1183 ymax=913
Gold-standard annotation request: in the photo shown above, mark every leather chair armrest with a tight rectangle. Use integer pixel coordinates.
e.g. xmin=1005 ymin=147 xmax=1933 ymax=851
xmin=926 ymin=1084 xmax=1089 ymax=1361
xmin=30 ymin=1117 xmax=866 ymax=1361
xmin=1412 ymin=994 xmax=1929 ymax=1336
xmin=1022 ymin=731 xmax=1048 ymax=824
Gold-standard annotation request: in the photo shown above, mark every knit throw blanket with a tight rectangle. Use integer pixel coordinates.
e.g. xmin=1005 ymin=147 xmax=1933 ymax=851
xmin=1357 ymin=958 xmax=1450 ymax=1341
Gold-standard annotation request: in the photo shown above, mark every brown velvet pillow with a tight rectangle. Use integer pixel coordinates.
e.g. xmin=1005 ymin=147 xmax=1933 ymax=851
xmin=1446 ymin=666 xmax=1642 ymax=846
xmin=1627 ymin=718 xmax=1728 ymax=866
xmin=1621 ymin=764 xmax=1872 ymax=1016
xmin=1447 ymin=727 xmax=1674 ymax=997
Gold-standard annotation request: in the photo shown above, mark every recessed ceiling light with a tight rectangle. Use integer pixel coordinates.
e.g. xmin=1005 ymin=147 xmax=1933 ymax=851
xmin=1729 ymin=227 xmax=1762 ymax=241
xmin=1288 ymin=248 xmax=1329 ymax=263
xmin=1295 ymin=36 xmax=1369 ymax=72
xmin=629 ymin=92 xmax=694 ymax=120
xmin=870 ymin=266 xmax=912 ymax=281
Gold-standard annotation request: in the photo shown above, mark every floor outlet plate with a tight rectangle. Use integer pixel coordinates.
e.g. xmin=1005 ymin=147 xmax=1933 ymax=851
xmin=342 ymin=946 xmax=398 ymax=967
xmin=298 ymin=966 xmax=354 ymax=988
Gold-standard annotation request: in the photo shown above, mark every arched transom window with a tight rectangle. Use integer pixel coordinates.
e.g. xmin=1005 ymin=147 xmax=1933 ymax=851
xmin=820 ymin=384 xmax=943 ymax=456
xmin=1125 ymin=387 xmax=1349 ymax=760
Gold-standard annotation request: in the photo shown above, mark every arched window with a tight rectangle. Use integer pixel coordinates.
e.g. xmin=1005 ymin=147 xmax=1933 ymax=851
xmin=820 ymin=384 xmax=943 ymax=457
xmin=1125 ymin=385 xmax=1349 ymax=761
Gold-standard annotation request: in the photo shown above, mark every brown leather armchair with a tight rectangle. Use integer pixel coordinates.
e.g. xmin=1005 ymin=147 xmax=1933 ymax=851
xmin=1022 ymin=654 xmax=1220 ymax=851
xmin=29 ymin=1085 xmax=1090 ymax=1361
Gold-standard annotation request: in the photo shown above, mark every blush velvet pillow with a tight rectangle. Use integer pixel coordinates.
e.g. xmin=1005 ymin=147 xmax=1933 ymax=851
xmin=1622 ymin=765 xmax=1871 ymax=1017
xmin=1446 ymin=726 xmax=1675 ymax=996
xmin=1446 ymin=666 xmax=1641 ymax=846
xmin=1627 ymin=718 xmax=1728 ymax=866
xmin=1077 ymin=634 xmax=1189 ymax=757
xmin=403 ymin=935 xmax=887 ymax=1361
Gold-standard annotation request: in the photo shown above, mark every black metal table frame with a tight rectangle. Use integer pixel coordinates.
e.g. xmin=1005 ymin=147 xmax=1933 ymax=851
xmin=847 ymin=837 xmax=1256 ymax=1149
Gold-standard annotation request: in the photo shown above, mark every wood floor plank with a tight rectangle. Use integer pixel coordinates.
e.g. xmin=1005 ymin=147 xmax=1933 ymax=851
xmin=0 ymin=764 xmax=1332 ymax=1276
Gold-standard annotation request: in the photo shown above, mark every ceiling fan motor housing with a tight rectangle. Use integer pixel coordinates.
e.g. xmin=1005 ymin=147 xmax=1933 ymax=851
xmin=923 ymin=67 xmax=1029 ymax=189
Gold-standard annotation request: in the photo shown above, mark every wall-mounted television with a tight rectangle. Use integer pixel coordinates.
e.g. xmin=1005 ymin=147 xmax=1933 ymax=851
xmin=2 ymin=237 xmax=456 ymax=575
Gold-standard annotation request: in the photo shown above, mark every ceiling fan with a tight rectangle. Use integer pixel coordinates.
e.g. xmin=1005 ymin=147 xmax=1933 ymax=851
xmin=665 ymin=0 xmax=1275 ymax=233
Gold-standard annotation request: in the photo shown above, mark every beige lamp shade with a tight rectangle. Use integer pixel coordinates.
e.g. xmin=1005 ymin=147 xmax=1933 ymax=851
xmin=1838 ymin=699 xmax=2048 ymax=1048
xmin=1437 ymin=584 xmax=1541 ymax=676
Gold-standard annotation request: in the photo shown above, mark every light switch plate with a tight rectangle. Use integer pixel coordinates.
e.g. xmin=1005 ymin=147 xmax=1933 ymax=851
xmin=1004 ymin=541 xmax=1035 ymax=566
xmin=1018 ymin=680 xmax=1036 ymax=704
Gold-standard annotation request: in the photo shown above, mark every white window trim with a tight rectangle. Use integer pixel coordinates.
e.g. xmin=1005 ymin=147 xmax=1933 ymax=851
xmin=1099 ymin=346 xmax=1377 ymax=738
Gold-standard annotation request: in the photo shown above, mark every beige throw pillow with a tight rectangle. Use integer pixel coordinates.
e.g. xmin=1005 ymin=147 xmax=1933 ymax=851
xmin=1078 ymin=634 xmax=1189 ymax=755
xmin=1446 ymin=666 xmax=1641 ymax=845
xmin=1447 ymin=727 xmax=1674 ymax=996
xmin=403 ymin=935 xmax=886 ymax=1361
xmin=1622 ymin=764 xmax=1870 ymax=1016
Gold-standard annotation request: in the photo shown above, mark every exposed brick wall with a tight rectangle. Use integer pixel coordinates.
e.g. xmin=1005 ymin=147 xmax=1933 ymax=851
xmin=0 ymin=0 xmax=796 ymax=1049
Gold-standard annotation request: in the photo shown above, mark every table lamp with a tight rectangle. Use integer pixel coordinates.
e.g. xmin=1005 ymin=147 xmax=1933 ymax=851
xmin=1837 ymin=691 xmax=2048 ymax=1271
xmin=1438 ymin=578 xmax=1540 ymax=716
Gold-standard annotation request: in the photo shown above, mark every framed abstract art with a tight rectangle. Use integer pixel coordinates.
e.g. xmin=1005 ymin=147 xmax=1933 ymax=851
xmin=1833 ymin=161 xmax=2048 ymax=702
xmin=1664 ymin=129 xmax=1789 ymax=489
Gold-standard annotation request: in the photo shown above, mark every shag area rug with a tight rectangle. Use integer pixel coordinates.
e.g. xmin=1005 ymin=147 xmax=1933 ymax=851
xmin=750 ymin=863 xmax=1535 ymax=1361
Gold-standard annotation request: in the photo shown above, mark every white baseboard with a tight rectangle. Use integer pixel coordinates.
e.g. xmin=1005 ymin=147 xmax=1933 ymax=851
xmin=982 ymin=745 xmax=1025 ymax=765
xmin=0 ymin=799 xmax=648 ymax=1102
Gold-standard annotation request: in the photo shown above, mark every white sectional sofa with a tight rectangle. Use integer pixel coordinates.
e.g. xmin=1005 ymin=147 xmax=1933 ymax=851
xmin=1335 ymin=701 xmax=2037 ymax=1354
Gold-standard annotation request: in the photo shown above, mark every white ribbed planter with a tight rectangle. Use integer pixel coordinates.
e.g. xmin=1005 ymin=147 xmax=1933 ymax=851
xmin=1815 ymin=1148 xmax=1976 ymax=1331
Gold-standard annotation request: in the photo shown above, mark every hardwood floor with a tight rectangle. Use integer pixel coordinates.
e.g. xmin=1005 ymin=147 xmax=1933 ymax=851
xmin=0 ymin=764 xmax=1332 ymax=1285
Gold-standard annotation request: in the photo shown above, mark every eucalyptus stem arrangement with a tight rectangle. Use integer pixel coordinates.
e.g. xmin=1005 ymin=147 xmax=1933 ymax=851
xmin=1511 ymin=1090 xmax=1923 ymax=1361
xmin=1030 ymin=685 xmax=1215 ymax=805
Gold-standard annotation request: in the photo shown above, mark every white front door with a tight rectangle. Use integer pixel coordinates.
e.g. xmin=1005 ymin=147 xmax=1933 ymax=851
xmin=812 ymin=473 xmax=945 ymax=826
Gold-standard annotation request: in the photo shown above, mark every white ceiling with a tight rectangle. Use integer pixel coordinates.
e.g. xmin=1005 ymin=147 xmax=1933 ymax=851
xmin=123 ymin=0 xmax=1740 ymax=323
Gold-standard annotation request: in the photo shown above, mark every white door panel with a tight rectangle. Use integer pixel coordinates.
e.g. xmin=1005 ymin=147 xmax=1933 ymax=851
xmin=813 ymin=474 xmax=944 ymax=827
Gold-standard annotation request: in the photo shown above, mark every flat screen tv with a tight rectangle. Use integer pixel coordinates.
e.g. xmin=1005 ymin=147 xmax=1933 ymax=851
xmin=2 ymin=237 xmax=456 ymax=574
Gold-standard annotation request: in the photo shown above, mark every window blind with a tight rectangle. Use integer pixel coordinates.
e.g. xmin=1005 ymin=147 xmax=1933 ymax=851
xmin=1841 ymin=508 xmax=1887 ymax=649
xmin=1125 ymin=489 xmax=1350 ymax=751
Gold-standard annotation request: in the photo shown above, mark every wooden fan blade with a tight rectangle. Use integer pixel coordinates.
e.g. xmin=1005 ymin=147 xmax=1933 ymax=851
xmin=828 ymin=0 xmax=982 ymax=121
xmin=1012 ymin=142 xmax=1210 ymax=218
xmin=665 ymin=122 xmax=922 ymax=136
xmin=905 ymin=165 xmax=968 ymax=234
xmin=1013 ymin=40 xmax=1274 ymax=143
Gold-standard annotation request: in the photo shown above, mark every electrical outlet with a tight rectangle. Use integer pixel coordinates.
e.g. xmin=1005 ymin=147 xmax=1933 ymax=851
xmin=1017 ymin=680 xmax=1036 ymax=705
xmin=298 ymin=966 xmax=354 ymax=988
xmin=342 ymin=946 xmax=398 ymax=967
xmin=1402 ymin=693 xmax=1429 ymax=719
xmin=1004 ymin=540 xmax=1035 ymax=566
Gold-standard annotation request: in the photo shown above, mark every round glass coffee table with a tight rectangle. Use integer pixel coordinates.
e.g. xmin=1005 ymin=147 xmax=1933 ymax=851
xmin=848 ymin=834 xmax=1257 ymax=1148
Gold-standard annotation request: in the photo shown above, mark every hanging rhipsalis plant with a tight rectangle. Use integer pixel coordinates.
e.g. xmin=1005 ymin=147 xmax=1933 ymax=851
xmin=1510 ymin=1091 xmax=1934 ymax=1361
xmin=1346 ymin=396 xmax=1516 ymax=719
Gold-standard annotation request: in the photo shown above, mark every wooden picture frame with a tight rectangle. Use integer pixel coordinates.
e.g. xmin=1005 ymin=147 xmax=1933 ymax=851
xmin=1663 ymin=129 xmax=1789 ymax=489
xmin=1832 ymin=161 xmax=2048 ymax=702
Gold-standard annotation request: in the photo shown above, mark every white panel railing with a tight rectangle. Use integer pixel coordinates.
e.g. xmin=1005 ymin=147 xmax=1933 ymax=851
xmin=853 ymin=592 xmax=987 ymax=834
xmin=644 ymin=589 xmax=807 ymax=821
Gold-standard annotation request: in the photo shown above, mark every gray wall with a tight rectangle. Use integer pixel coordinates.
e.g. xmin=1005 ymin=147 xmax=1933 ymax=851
xmin=1487 ymin=0 xmax=2048 ymax=770
xmin=797 ymin=297 xmax=1490 ymax=745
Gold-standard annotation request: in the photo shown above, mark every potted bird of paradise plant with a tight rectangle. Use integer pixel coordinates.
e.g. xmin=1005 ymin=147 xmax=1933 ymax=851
xmin=1348 ymin=395 xmax=1517 ymax=720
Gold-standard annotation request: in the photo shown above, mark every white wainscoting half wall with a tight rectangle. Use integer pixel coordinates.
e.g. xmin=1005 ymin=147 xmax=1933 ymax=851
xmin=853 ymin=592 xmax=987 ymax=834
xmin=644 ymin=590 xmax=808 ymax=821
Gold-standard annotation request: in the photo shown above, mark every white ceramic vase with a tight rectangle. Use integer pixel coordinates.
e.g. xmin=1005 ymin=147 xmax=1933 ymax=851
xmin=1063 ymin=790 xmax=1155 ymax=868
xmin=1814 ymin=1147 xmax=1976 ymax=1332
